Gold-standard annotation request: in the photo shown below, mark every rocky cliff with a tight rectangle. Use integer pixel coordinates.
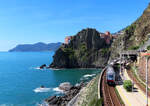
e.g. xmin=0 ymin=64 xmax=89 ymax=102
xmin=50 ymin=28 xmax=112 ymax=68
xmin=110 ymin=4 xmax=150 ymax=60
xmin=124 ymin=4 xmax=150 ymax=49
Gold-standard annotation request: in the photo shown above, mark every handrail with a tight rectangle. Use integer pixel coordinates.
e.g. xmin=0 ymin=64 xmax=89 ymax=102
xmin=98 ymin=67 xmax=106 ymax=99
xmin=67 ymin=67 xmax=106 ymax=105
xmin=67 ymin=90 xmax=81 ymax=106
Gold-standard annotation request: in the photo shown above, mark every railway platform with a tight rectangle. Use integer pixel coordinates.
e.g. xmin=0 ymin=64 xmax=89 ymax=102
xmin=116 ymin=69 xmax=150 ymax=106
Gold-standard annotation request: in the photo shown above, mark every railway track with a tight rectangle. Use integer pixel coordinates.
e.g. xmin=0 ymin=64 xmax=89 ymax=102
xmin=127 ymin=69 xmax=150 ymax=97
xmin=101 ymin=71 xmax=122 ymax=106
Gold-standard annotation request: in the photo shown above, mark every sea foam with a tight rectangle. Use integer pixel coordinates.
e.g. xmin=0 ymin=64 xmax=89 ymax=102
xmin=34 ymin=87 xmax=51 ymax=93
xmin=35 ymin=67 xmax=41 ymax=70
xmin=0 ymin=104 xmax=14 ymax=106
xmin=36 ymin=101 xmax=49 ymax=106
xmin=53 ymin=87 xmax=64 ymax=93
xmin=83 ymin=74 xmax=96 ymax=78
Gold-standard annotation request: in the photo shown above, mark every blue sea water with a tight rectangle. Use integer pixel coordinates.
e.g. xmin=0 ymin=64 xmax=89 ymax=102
xmin=0 ymin=52 xmax=101 ymax=106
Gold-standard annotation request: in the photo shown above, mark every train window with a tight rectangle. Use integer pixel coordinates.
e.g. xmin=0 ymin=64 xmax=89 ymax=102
xmin=108 ymin=75 xmax=113 ymax=79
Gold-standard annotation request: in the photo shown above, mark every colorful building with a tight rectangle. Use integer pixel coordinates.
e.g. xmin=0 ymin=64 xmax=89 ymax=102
xmin=64 ymin=31 xmax=118 ymax=45
xmin=64 ymin=36 xmax=73 ymax=44
xmin=100 ymin=31 xmax=112 ymax=44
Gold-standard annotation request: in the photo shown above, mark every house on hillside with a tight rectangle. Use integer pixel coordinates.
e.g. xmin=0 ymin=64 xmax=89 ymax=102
xmin=100 ymin=31 xmax=113 ymax=45
xmin=64 ymin=36 xmax=73 ymax=44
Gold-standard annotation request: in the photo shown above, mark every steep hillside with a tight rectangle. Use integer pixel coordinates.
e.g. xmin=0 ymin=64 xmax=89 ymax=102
xmin=50 ymin=28 xmax=112 ymax=68
xmin=110 ymin=4 xmax=150 ymax=60
xmin=124 ymin=4 xmax=150 ymax=49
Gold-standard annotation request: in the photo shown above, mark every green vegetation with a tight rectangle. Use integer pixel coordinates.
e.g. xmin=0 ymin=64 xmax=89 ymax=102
xmin=63 ymin=43 xmax=89 ymax=62
xmin=85 ymin=75 xmax=103 ymax=106
xmin=115 ymin=87 xmax=125 ymax=105
xmin=80 ymin=43 xmax=87 ymax=55
xmin=63 ymin=47 xmax=75 ymax=60
xmin=128 ymin=40 xmax=146 ymax=50
xmin=147 ymin=45 xmax=150 ymax=50
xmin=128 ymin=45 xmax=140 ymax=50
xmin=125 ymin=23 xmax=149 ymax=50
xmin=125 ymin=24 xmax=136 ymax=35
xmin=76 ymin=74 xmax=103 ymax=106
xmin=125 ymin=24 xmax=140 ymax=50
xmin=63 ymin=47 xmax=74 ymax=54
xmin=89 ymin=98 xmax=103 ymax=106
xmin=75 ymin=43 xmax=89 ymax=62
xmin=123 ymin=80 xmax=132 ymax=92
xmin=140 ymin=40 xmax=145 ymax=46
xmin=131 ymin=66 xmax=150 ymax=91
xmin=101 ymin=48 xmax=109 ymax=55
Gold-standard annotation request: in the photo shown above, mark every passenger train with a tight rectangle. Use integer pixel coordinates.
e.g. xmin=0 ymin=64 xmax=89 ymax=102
xmin=106 ymin=66 xmax=116 ymax=85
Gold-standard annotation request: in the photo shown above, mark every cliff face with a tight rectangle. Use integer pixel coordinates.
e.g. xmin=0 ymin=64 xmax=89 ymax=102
xmin=124 ymin=4 xmax=150 ymax=49
xmin=50 ymin=28 xmax=112 ymax=68
xmin=138 ymin=57 xmax=150 ymax=86
xmin=110 ymin=4 xmax=150 ymax=60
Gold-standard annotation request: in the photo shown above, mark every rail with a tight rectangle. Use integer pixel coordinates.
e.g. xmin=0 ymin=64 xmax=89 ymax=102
xmin=98 ymin=67 xmax=106 ymax=99
xmin=99 ymin=67 xmax=122 ymax=106
xmin=103 ymin=72 xmax=122 ymax=105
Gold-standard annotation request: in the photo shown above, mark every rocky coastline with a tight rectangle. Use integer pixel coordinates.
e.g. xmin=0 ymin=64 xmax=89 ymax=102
xmin=39 ymin=64 xmax=103 ymax=70
xmin=45 ymin=82 xmax=85 ymax=106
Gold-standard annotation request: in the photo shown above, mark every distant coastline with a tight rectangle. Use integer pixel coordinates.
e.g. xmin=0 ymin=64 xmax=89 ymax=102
xmin=9 ymin=42 xmax=62 ymax=52
xmin=50 ymin=67 xmax=103 ymax=70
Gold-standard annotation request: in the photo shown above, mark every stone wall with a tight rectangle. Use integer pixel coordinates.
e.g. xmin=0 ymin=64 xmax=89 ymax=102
xmin=138 ymin=56 xmax=150 ymax=86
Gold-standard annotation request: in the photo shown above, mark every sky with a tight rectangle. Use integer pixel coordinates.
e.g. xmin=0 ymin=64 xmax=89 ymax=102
xmin=0 ymin=0 xmax=149 ymax=51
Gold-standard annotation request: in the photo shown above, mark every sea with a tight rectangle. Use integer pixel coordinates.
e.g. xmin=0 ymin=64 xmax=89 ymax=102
xmin=0 ymin=52 xmax=101 ymax=106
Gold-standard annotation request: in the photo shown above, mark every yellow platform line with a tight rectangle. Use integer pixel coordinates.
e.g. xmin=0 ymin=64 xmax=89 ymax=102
xmin=138 ymin=88 xmax=150 ymax=105
xmin=124 ymin=70 xmax=150 ymax=105
xmin=117 ymin=86 xmax=132 ymax=106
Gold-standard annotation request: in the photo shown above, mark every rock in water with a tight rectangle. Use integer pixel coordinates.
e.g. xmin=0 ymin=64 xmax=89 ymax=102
xmin=40 ymin=64 xmax=46 ymax=69
xmin=45 ymin=82 xmax=85 ymax=106
xmin=50 ymin=28 xmax=112 ymax=68
xmin=59 ymin=82 xmax=72 ymax=91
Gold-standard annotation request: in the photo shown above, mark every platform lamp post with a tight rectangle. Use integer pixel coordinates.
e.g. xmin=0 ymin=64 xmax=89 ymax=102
xmin=141 ymin=53 xmax=150 ymax=106
xmin=120 ymin=37 xmax=123 ymax=78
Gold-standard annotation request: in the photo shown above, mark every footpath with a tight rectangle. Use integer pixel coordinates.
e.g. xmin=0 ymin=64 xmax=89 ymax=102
xmin=116 ymin=69 xmax=150 ymax=106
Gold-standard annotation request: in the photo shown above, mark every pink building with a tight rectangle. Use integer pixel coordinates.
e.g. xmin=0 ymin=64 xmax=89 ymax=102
xmin=100 ymin=31 xmax=112 ymax=44
xmin=105 ymin=31 xmax=110 ymax=36
xmin=64 ymin=36 xmax=73 ymax=44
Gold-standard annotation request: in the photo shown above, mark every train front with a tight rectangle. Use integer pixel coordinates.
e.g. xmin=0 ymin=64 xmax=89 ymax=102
xmin=106 ymin=66 xmax=115 ymax=85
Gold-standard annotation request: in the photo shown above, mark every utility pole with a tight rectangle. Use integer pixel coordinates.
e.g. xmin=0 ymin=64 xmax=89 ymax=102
xmin=146 ymin=56 xmax=149 ymax=106
xmin=141 ymin=53 xmax=150 ymax=106
xmin=120 ymin=38 xmax=122 ymax=77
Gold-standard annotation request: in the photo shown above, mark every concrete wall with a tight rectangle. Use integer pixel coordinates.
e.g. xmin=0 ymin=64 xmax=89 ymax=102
xmin=138 ymin=56 xmax=150 ymax=85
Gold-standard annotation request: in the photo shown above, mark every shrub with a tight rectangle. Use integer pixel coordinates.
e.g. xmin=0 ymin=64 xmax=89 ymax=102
xmin=123 ymin=80 xmax=132 ymax=92
xmin=128 ymin=46 xmax=140 ymax=50
xmin=101 ymin=48 xmax=109 ymax=55
xmin=78 ymin=43 xmax=89 ymax=61
xmin=80 ymin=43 xmax=87 ymax=54
xmin=89 ymin=98 xmax=103 ymax=106
xmin=125 ymin=24 xmax=136 ymax=35
xmin=63 ymin=47 xmax=75 ymax=59
xmin=147 ymin=45 xmax=150 ymax=50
